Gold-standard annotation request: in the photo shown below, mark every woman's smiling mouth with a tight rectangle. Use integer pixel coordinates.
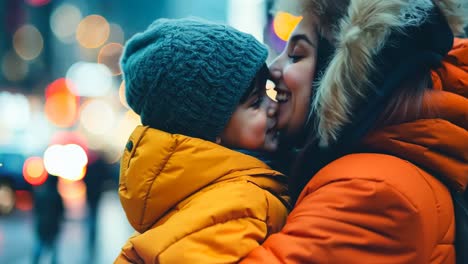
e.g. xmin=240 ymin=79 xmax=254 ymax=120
xmin=276 ymin=90 xmax=290 ymax=103
xmin=275 ymin=89 xmax=291 ymax=103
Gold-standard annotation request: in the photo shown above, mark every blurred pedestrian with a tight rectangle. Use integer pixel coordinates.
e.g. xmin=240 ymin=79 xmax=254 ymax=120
xmin=83 ymin=151 xmax=112 ymax=262
xmin=32 ymin=175 xmax=64 ymax=264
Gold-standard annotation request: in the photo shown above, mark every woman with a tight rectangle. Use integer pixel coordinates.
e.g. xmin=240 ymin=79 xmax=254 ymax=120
xmin=241 ymin=0 xmax=468 ymax=263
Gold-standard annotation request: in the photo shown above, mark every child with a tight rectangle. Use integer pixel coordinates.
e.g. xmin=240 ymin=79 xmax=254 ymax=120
xmin=115 ymin=17 xmax=291 ymax=263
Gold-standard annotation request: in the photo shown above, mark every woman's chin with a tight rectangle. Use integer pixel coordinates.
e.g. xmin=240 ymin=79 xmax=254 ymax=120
xmin=276 ymin=112 xmax=290 ymax=132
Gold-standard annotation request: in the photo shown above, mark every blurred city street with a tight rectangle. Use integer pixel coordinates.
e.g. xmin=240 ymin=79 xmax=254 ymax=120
xmin=0 ymin=1 xmax=282 ymax=263
xmin=0 ymin=190 xmax=133 ymax=264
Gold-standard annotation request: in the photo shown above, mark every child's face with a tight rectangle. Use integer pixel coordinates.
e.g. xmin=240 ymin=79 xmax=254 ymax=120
xmin=219 ymin=74 xmax=279 ymax=152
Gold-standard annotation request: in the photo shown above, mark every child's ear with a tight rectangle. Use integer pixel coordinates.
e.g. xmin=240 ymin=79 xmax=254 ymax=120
xmin=215 ymin=137 xmax=222 ymax=144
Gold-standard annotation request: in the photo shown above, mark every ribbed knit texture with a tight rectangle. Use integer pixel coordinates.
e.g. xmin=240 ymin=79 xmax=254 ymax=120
xmin=120 ymin=17 xmax=268 ymax=141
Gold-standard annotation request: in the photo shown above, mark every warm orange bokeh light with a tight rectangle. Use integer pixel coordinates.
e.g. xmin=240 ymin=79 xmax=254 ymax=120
xmin=44 ymin=78 xmax=79 ymax=128
xmin=63 ymin=166 xmax=87 ymax=182
xmin=44 ymin=93 xmax=78 ymax=128
xmin=76 ymin=15 xmax=110 ymax=48
xmin=98 ymin=43 xmax=123 ymax=75
xmin=15 ymin=190 xmax=33 ymax=211
xmin=23 ymin=157 xmax=48 ymax=186
xmin=58 ymin=178 xmax=87 ymax=201
xmin=273 ymin=12 xmax=302 ymax=41
xmin=45 ymin=78 xmax=77 ymax=99
xmin=57 ymin=178 xmax=87 ymax=219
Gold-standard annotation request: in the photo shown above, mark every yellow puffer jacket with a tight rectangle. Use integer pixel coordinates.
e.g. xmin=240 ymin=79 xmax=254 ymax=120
xmin=115 ymin=126 xmax=290 ymax=263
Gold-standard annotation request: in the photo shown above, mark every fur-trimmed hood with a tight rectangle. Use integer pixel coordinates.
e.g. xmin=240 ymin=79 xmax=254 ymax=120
xmin=275 ymin=0 xmax=468 ymax=147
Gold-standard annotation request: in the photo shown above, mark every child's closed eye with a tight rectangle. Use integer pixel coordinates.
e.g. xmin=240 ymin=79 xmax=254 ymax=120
xmin=250 ymin=96 xmax=264 ymax=109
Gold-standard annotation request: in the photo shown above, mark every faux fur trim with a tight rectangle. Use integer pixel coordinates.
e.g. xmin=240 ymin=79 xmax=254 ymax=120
xmin=434 ymin=0 xmax=468 ymax=36
xmin=278 ymin=0 xmax=468 ymax=147
xmin=313 ymin=0 xmax=409 ymax=146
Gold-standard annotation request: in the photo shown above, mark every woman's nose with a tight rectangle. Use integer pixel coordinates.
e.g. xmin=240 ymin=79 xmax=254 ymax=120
xmin=268 ymin=56 xmax=283 ymax=81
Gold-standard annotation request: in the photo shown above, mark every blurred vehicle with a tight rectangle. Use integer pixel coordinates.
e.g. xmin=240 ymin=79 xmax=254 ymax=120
xmin=0 ymin=152 xmax=31 ymax=215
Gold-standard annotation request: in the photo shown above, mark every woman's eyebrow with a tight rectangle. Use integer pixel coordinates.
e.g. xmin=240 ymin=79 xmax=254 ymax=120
xmin=290 ymin=34 xmax=316 ymax=48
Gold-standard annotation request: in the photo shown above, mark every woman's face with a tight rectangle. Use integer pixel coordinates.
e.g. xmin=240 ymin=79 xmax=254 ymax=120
xmin=269 ymin=15 xmax=319 ymax=138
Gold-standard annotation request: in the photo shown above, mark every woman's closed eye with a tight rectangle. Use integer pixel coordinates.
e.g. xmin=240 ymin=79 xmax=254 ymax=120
xmin=288 ymin=54 xmax=303 ymax=63
xmin=287 ymin=40 xmax=309 ymax=63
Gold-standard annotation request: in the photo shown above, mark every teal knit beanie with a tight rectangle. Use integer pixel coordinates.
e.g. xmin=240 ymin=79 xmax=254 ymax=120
xmin=120 ymin=17 xmax=268 ymax=141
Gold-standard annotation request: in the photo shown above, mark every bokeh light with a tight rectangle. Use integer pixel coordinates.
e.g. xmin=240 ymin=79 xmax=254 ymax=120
xmin=108 ymin=23 xmax=125 ymax=44
xmin=2 ymin=51 xmax=29 ymax=81
xmin=45 ymin=77 xmax=77 ymax=98
xmin=45 ymin=92 xmax=78 ymax=125
xmin=13 ymin=24 xmax=44 ymax=60
xmin=15 ymin=190 xmax=33 ymax=211
xmin=44 ymin=78 xmax=79 ymax=128
xmin=228 ymin=0 xmax=266 ymax=41
xmin=273 ymin=11 xmax=302 ymax=41
xmin=43 ymin=144 xmax=88 ymax=181
xmin=104 ymin=145 xmax=124 ymax=164
xmin=23 ymin=156 xmax=48 ymax=186
xmin=118 ymin=81 xmax=129 ymax=109
xmin=98 ymin=43 xmax=123 ymax=75
xmin=76 ymin=15 xmax=110 ymax=48
xmin=19 ymin=97 xmax=55 ymax=155
xmin=0 ymin=185 xmax=15 ymax=215
xmin=0 ymin=129 xmax=13 ymax=146
xmin=50 ymin=3 xmax=82 ymax=43
xmin=57 ymin=178 xmax=86 ymax=220
xmin=50 ymin=131 xmax=89 ymax=156
xmin=58 ymin=178 xmax=86 ymax=201
xmin=110 ymin=110 xmax=140 ymax=161
xmin=66 ymin=62 xmax=113 ymax=97
xmin=0 ymin=91 xmax=31 ymax=131
xmin=80 ymin=99 xmax=116 ymax=135
xmin=25 ymin=0 xmax=51 ymax=7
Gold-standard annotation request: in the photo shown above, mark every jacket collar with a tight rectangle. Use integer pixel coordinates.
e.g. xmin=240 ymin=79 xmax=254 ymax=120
xmin=362 ymin=90 xmax=468 ymax=191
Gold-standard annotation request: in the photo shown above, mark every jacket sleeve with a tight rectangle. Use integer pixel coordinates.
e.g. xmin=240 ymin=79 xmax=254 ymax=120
xmin=115 ymin=182 xmax=288 ymax=264
xmin=115 ymin=217 xmax=268 ymax=264
xmin=241 ymin=178 xmax=428 ymax=264
xmin=158 ymin=217 xmax=267 ymax=263
xmin=114 ymin=232 xmax=144 ymax=264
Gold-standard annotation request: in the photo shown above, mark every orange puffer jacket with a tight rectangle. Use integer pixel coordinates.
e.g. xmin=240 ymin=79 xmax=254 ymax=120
xmin=241 ymin=39 xmax=468 ymax=264
xmin=114 ymin=126 xmax=290 ymax=263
